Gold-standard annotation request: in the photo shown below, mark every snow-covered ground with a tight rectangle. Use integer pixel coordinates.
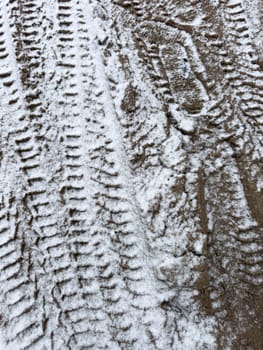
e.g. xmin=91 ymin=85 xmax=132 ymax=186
xmin=0 ymin=0 xmax=262 ymax=349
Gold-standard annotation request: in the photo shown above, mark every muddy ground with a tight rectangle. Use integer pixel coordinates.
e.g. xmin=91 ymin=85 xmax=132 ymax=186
xmin=0 ymin=0 xmax=262 ymax=349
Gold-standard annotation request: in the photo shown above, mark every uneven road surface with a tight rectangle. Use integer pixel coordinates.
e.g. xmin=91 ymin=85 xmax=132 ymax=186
xmin=0 ymin=0 xmax=262 ymax=349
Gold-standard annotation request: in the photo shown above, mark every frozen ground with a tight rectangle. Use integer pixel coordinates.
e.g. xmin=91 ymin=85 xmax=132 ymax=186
xmin=0 ymin=0 xmax=262 ymax=349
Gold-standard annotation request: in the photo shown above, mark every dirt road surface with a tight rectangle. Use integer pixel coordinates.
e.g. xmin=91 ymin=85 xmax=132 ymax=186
xmin=0 ymin=1 xmax=262 ymax=349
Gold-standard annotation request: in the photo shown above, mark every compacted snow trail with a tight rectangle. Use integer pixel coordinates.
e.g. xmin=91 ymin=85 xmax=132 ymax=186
xmin=0 ymin=0 xmax=262 ymax=349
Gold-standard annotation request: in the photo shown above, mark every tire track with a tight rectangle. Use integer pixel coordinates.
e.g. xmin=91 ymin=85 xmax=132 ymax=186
xmin=97 ymin=2 xmax=217 ymax=349
xmin=192 ymin=1 xmax=263 ymax=347
xmin=0 ymin=1 xmax=67 ymax=348
xmin=44 ymin=1 xmax=98 ymax=347
xmin=77 ymin=3 xmax=178 ymax=349
xmin=0 ymin=1 xmax=48 ymax=348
